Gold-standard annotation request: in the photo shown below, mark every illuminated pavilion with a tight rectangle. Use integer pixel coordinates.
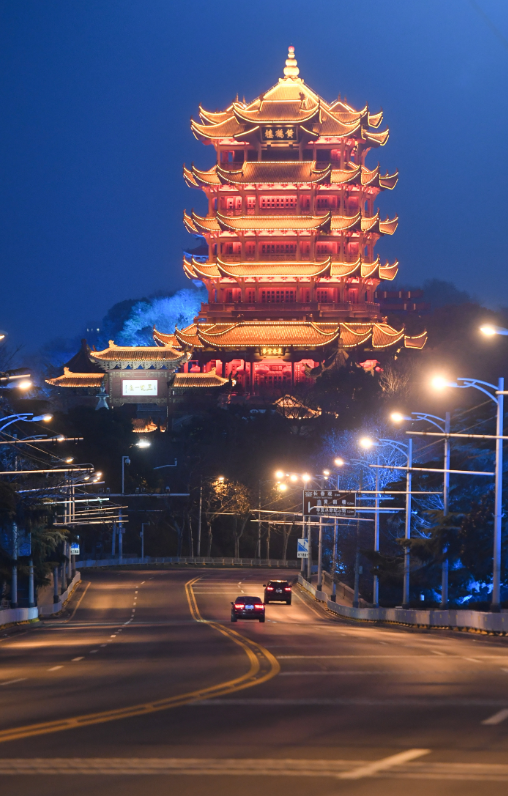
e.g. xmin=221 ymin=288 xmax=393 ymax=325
xmin=47 ymin=47 xmax=425 ymax=406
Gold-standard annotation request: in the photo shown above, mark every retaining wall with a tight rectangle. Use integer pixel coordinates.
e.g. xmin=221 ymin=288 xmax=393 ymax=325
xmin=0 ymin=572 xmax=81 ymax=628
xmin=298 ymin=575 xmax=508 ymax=634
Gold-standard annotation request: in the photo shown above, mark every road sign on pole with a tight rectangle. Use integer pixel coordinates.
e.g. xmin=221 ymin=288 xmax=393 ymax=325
xmin=303 ymin=489 xmax=356 ymax=516
xmin=297 ymin=538 xmax=309 ymax=558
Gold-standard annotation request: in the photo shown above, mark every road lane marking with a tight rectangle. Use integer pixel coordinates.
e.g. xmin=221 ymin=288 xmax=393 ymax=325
xmin=71 ymin=657 xmax=84 ymax=662
xmin=465 ymin=658 xmax=481 ymax=662
xmin=0 ymin=576 xmax=279 ymax=746
xmin=191 ymin=698 xmax=508 ymax=707
xmin=432 ymin=650 xmax=446 ymax=656
xmin=0 ymin=679 xmax=26 ymax=686
xmin=48 ymin=667 xmax=63 ymax=671
xmin=339 ymin=748 xmax=430 ymax=779
xmin=89 ymin=650 xmax=98 ymax=654
xmin=279 ymin=671 xmax=387 ymax=676
xmin=277 ymin=655 xmax=444 ymax=659
xmin=100 ymin=644 xmax=107 ymax=648
xmin=482 ymin=709 xmax=508 ymax=725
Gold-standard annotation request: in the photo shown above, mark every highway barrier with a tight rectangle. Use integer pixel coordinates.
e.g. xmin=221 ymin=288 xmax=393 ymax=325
xmin=298 ymin=574 xmax=508 ymax=634
xmin=76 ymin=556 xmax=299 ymax=569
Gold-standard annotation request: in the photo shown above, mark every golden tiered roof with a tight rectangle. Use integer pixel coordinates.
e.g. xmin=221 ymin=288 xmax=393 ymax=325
xmin=155 ymin=321 xmax=426 ymax=351
xmin=90 ymin=341 xmax=185 ymax=363
xmin=182 ymin=255 xmax=398 ymax=281
xmin=46 ymin=368 xmax=105 ymax=389
xmin=184 ymin=161 xmax=398 ymax=190
xmin=172 ymin=369 xmax=229 ymax=389
xmin=217 ymin=211 xmax=330 ymax=232
xmin=191 ymin=47 xmax=387 ymax=147
xmin=185 ymin=208 xmax=397 ymax=237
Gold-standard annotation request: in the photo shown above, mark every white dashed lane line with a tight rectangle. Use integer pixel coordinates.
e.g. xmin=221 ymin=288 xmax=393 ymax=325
xmin=482 ymin=709 xmax=508 ymax=725
xmin=48 ymin=666 xmax=63 ymax=671
xmin=72 ymin=657 xmax=84 ymax=662
xmin=1 ymin=678 xmax=26 ymax=686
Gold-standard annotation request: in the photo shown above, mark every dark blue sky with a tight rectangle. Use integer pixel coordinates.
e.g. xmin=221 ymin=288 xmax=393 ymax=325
xmin=1 ymin=0 xmax=508 ymax=350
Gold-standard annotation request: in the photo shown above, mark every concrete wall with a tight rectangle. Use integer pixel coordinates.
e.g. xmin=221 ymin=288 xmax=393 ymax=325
xmin=0 ymin=572 xmax=81 ymax=628
xmin=38 ymin=572 xmax=81 ymax=618
xmin=298 ymin=574 xmax=508 ymax=634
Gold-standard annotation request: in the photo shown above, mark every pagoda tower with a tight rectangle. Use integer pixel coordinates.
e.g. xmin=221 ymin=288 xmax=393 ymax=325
xmin=47 ymin=47 xmax=426 ymax=409
xmin=154 ymin=46 xmax=425 ymax=393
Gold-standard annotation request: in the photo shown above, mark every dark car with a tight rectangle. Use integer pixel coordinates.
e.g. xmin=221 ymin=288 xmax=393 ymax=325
xmin=231 ymin=596 xmax=265 ymax=623
xmin=263 ymin=580 xmax=292 ymax=605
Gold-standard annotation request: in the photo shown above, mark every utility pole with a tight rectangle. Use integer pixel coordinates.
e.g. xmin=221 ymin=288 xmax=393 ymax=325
xmin=257 ymin=480 xmax=262 ymax=559
xmin=331 ymin=518 xmax=338 ymax=601
xmin=373 ymin=456 xmax=380 ymax=607
xmin=141 ymin=523 xmax=149 ymax=560
xmin=10 ymin=522 xmax=18 ymax=608
xmin=441 ymin=411 xmax=451 ymax=608
xmin=402 ymin=438 xmax=413 ymax=608
xmin=317 ymin=515 xmax=323 ymax=591
xmin=197 ymin=479 xmax=203 ymax=557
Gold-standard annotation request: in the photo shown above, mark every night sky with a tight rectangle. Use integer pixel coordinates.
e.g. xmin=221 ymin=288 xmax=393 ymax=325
xmin=1 ymin=0 xmax=508 ymax=351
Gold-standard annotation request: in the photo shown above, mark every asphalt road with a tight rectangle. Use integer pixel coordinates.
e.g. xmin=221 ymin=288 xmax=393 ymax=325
xmin=1 ymin=567 xmax=508 ymax=795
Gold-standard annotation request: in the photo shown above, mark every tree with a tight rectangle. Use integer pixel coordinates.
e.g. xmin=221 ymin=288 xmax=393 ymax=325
xmin=201 ymin=477 xmax=252 ymax=557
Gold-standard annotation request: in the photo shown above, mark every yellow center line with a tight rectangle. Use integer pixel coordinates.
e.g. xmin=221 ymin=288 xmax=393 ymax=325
xmin=0 ymin=575 xmax=279 ymax=745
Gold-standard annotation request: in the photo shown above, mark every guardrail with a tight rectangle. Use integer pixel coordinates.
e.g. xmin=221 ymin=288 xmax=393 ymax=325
xmin=298 ymin=574 xmax=508 ymax=634
xmin=76 ymin=556 xmax=299 ymax=569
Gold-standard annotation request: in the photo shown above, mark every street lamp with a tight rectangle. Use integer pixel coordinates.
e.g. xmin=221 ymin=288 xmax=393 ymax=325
xmin=391 ymin=410 xmax=451 ymax=607
xmin=431 ymin=374 xmax=505 ymax=611
xmin=0 ymin=413 xmax=52 ymax=433
xmin=360 ymin=435 xmax=412 ymax=607
xmin=136 ymin=439 xmax=151 ymax=449
xmin=480 ymin=324 xmax=508 ymax=337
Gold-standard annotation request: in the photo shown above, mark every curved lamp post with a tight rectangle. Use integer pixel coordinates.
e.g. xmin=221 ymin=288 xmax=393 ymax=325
xmin=432 ymin=376 xmax=505 ymax=611
xmin=360 ymin=436 xmax=412 ymax=607
xmin=392 ymin=411 xmax=451 ymax=607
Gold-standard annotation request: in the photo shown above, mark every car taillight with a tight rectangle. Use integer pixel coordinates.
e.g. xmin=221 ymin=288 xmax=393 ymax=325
xmin=254 ymin=604 xmax=264 ymax=610
xmin=234 ymin=604 xmax=245 ymax=609
xmin=266 ymin=586 xmax=274 ymax=591
xmin=284 ymin=587 xmax=291 ymax=591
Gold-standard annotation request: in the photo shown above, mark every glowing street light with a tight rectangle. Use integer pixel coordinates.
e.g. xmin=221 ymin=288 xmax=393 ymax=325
xmin=275 ymin=470 xmax=284 ymax=480
xmin=480 ymin=324 xmax=508 ymax=337
xmin=277 ymin=483 xmax=288 ymax=492
xmin=390 ymin=411 xmax=412 ymax=423
xmin=359 ymin=436 xmax=375 ymax=450
xmin=136 ymin=439 xmax=150 ymax=449
xmin=302 ymin=473 xmax=311 ymax=483
xmin=17 ymin=380 xmax=32 ymax=391
xmin=289 ymin=474 xmax=298 ymax=482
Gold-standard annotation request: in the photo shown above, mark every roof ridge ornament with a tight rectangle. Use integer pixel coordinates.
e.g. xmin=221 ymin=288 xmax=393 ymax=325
xmin=283 ymin=45 xmax=299 ymax=78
